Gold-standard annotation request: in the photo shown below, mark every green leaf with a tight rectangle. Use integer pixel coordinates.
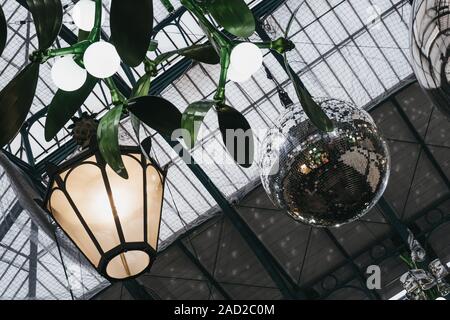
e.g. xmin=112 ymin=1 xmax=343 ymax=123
xmin=110 ymin=0 xmax=153 ymax=67
xmin=205 ymin=0 xmax=255 ymax=38
xmin=181 ymin=100 xmax=215 ymax=149
xmin=148 ymin=40 xmax=158 ymax=52
xmin=130 ymin=74 xmax=152 ymax=152
xmin=284 ymin=61 xmax=334 ymax=132
xmin=131 ymin=74 xmax=152 ymax=98
xmin=0 ymin=5 xmax=7 ymax=56
xmin=77 ymin=29 xmax=90 ymax=42
xmin=45 ymin=75 xmax=98 ymax=141
xmin=177 ymin=43 xmax=220 ymax=65
xmin=0 ymin=63 xmax=39 ymax=148
xmin=216 ymin=104 xmax=254 ymax=168
xmin=26 ymin=0 xmax=63 ymax=50
xmin=127 ymin=96 xmax=182 ymax=138
xmin=283 ymin=2 xmax=333 ymax=132
xmin=97 ymin=105 xmax=128 ymax=179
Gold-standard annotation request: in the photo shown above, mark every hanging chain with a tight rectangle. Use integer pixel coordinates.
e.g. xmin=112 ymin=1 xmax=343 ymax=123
xmin=264 ymin=65 xmax=293 ymax=108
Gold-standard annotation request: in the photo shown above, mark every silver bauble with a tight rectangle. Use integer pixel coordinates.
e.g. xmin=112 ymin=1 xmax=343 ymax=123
xmin=259 ymin=99 xmax=390 ymax=227
xmin=410 ymin=0 xmax=450 ymax=118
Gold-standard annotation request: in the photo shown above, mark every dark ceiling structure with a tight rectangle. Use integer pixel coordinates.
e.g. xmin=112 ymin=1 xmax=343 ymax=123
xmin=0 ymin=0 xmax=448 ymax=300
xmin=94 ymin=83 xmax=450 ymax=300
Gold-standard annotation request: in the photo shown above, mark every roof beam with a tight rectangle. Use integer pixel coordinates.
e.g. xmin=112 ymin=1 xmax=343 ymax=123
xmin=27 ymin=222 xmax=38 ymax=298
xmin=0 ymin=202 xmax=22 ymax=243
xmin=323 ymin=229 xmax=381 ymax=300
xmin=377 ymin=197 xmax=438 ymax=267
xmin=390 ymin=97 xmax=450 ymax=189
xmin=177 ymin=241 xmax=232 ymax=300
xmin=123 ymin=279 xmax=155 ymax=300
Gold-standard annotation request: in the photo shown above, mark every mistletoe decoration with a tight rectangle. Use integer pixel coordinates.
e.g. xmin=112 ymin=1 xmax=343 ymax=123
xmin=0 ymin=0 xmax=332 ymax=179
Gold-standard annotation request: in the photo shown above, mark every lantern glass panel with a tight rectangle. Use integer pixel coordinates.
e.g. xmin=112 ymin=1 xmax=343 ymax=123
xmin=48 ymin=189 xmax=102 ymax=266
xmin=106 ymin=250 xmax=150 ymax=280
xmin=105 ymin=154 xmax=145 ymax=243
xmin=65 ymin=161 xmax=121 ymax=252
xmin=146 ymin=165 xmax=164 ymax=249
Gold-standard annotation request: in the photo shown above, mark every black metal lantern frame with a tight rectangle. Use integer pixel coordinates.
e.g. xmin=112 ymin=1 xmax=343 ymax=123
xmin=43 ymin=145 xmax=167 ymax=282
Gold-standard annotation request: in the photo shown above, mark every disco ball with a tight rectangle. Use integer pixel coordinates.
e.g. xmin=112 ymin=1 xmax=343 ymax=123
xmin=258 ymin=99 xmax=390 ymax=227
xmin=410 ymin=0 xmax=450 ymax=118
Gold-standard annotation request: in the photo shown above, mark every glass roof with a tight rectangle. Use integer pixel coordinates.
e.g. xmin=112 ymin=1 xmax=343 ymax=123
xmin=0 ymin=0 xmax=416 ymax=299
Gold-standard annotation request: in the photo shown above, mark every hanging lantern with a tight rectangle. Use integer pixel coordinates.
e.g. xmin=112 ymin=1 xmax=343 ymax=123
xmin=44 ymin=144 xmax=166 ymax=281
xmin=259 ymin=99 xmax=390 ymax=227
xmin=410 ymin=0 xmax=450 ymax=118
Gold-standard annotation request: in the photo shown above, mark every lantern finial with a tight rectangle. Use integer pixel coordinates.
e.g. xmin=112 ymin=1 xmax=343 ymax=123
xmin=68 ymin=112 xmax=99 ymax=149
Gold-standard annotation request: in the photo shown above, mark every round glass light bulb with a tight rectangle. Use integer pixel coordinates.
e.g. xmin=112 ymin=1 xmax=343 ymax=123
xmin=51 ymin=55 xmax=87 ymax=92
xmin=71 ymin=0 xmax=105 ymax=32
xmin=230 ymin=42 xmax=263 ymax=76
xmin=227 ymin=64 xmax=252 ymax=83
xmin=83 ymin=42 xmax=121 ymax=79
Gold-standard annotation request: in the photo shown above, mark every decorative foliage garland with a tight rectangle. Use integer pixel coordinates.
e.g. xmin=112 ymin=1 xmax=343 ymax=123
xmin=0 ymin=0 xmax=333 ymax=179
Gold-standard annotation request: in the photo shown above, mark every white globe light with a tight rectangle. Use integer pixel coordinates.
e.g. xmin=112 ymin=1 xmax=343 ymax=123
xmin=51 ymin=55 xmax=87 ymax=92
xmin=230 ymin=42 xmax=263 ymax=76
xmin=227 ymin=64 xmax=252 ymax=83
xmin=71 ymin=0 xmax=105 ymax=32
xmin=83 ymin=42 xmax=121 ymax=78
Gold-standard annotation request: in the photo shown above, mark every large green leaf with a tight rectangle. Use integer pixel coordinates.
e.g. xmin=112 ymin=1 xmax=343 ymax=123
xmin=148 ymin=39 xmax=158 ymax=52
xmin=140 ymin=136 xmax=152 ymax=156
xmin=285 ymin=62 xmax=334 ymax=132
xmin=45 ymin=75 xmax=98 ymax=141
xmin=205 ymin=0 xmax=255 ymax=38
xmin=97 ymin=105 xmax=128 ymax=179
xmin=110 ymin=0 xmax=153 ymax=67
xmin=177 ymin=43 xmax=220 ymax=65
xmin=0 ymin=63 xmax=39 ymax=148
xmin=130 ymin=74 xmax=152 ymax=154
xmin=283 ymin=2 xmax=333 ymax=132
xmin=181 ymin=100 xmax=215 ymax=149
xmin=216 ymin=104 xmax=254 ymax=168
xmin=127 ymin=96 xmax=182 ymax=138
xmin=131 ymin=74 xmax=152 ymax=98
xmin=0 ymin=5 xmax=7 ymax=56
xmin=26 ymin=0 xmax=63 ymax=50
